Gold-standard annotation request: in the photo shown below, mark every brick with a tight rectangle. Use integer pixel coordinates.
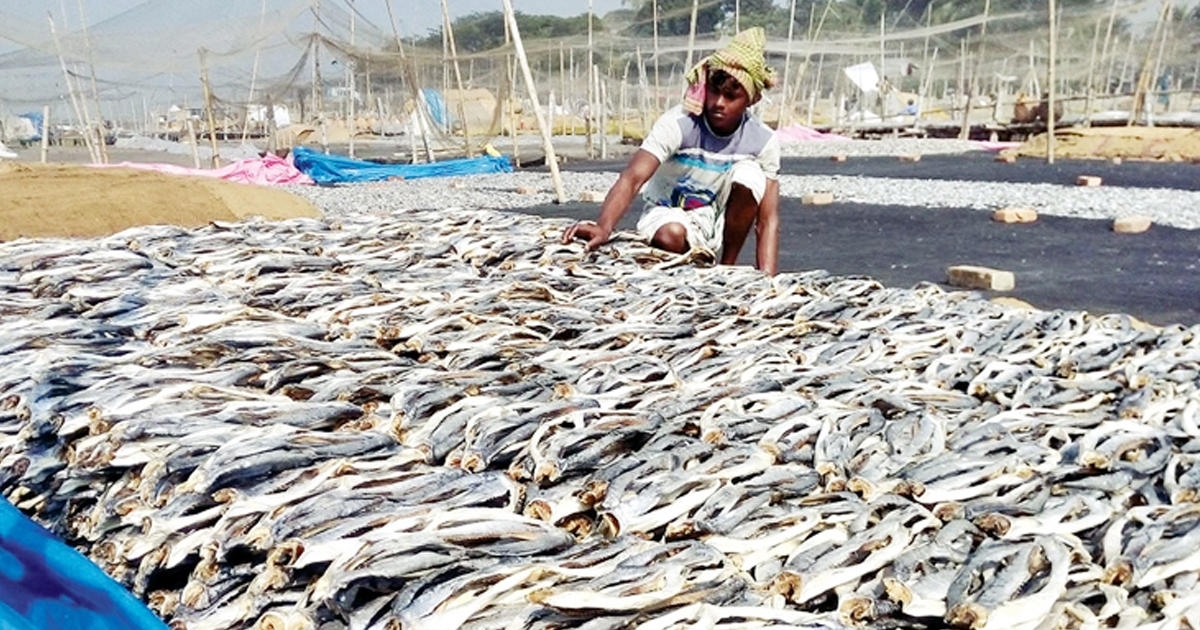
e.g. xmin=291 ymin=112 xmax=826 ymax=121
xmin=1076 ymin=175 xmax=1102 ymax=187
xmin=801 ymin=192 xmax=834 ymax=205
xmin=991 ymin=207 xmax=1038 ymax=223
xmin=1113 ymin=215 xmax=1151 ymax=233
xmin=831 ymin=154 xmax=848 ymax=162
xmin=994 ymin=154 xmax=1017 ymax=163
xmin=900 ymin=154 xmax=922 ymax=162
xmin=946 ymin=265 xmax=1015 ymax=291
xmin=515 ymin=186 xmax=538 ymax=195
xmin=991 ymin=296 xmax=1039 ymax=311
xmin=578 ymin=190 xmax=605 ymax=203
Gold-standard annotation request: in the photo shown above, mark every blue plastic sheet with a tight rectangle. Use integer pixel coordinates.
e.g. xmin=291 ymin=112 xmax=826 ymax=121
xmin=0 ymin=497 xmax=169 ymax=630
xmin=291 ymin=146 xmax=513 ymax=185
xmin=422 ymin=88 xmax=448 ymax=129
xmin=18 ymin=112 xmax=44 ymax=142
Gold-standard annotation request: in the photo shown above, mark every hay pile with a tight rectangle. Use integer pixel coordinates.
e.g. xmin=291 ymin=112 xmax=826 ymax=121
xmin=1008 ymin=126 xmax=1200 ymax=161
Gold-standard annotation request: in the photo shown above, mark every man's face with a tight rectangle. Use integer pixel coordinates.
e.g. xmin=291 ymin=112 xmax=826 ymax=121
xmin=704 ymin=70 xmax=751 ymax=135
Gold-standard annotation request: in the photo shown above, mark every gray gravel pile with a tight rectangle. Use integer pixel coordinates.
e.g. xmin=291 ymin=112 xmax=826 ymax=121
xmin=292 ymin=165 xmax=1200 ymax=231
xmin=777 ymin=136 xmax=989 ymax=158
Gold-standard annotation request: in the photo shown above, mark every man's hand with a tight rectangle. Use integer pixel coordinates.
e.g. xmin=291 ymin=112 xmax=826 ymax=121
xmin=561 ymin=221 xmax=612 ymax=251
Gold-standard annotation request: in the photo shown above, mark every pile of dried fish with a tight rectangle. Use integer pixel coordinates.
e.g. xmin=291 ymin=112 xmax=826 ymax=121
xmin=2 ymin=202 xmax=1199 ymax=630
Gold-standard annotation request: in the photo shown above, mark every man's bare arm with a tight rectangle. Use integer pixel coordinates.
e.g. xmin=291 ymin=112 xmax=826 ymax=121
xmin=561 ymin=150 xmax=661 ymax=250
xmin=755 ymin=178 xmax=780 ymax=275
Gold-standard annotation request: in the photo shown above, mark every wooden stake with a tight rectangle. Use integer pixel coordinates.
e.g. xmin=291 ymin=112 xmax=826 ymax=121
xmin=500 ymin=0 xmax=566 ymax=204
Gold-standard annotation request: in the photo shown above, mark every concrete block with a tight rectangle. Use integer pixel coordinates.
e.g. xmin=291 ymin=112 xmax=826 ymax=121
xmin=1113 ymin=215 xmax=1151 ymax=233
xmin=994 ymin=154 xmax=1017 ymax=163
xmin=1110 ymin=157 xmax=1122 ymax=166
xmin=900 ymin=154 xmax=922 ymax=162
xmin=515 ymin=186 xmax=538 ymax=195
xmin=947 ymin=265 xmax=1015 ymax=291
xmin=448 ymin=180 xmax=467 ymax=189
xmin=831 ymin=154 xmax=848 ymax=162
xmin=991 ymin=207 xmax=1038 ymax=223
xmin=1076 ymin=175 xmax=1102 ymax=187
xmin=578 ymin=190 xmax=605 ymax=203
xmin=801 ymin=192 xmax=834 ymax=206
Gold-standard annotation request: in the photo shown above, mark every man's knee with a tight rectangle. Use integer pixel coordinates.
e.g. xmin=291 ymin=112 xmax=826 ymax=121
xmin=651 ymin=222 xmax=689 ymax=253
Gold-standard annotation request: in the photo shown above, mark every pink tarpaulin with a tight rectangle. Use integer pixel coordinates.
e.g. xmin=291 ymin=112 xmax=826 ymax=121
xmin=970 ymin=140 xmax=1022 ymax=152
xmin=93 ymin=153 xmax=314 ymax=186
xmin=775 ymin=125 xmax=852 ymax=143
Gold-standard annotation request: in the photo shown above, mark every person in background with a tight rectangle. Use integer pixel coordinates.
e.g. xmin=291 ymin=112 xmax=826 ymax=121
xmin=561 ymin=27 xmax=782 ymax=276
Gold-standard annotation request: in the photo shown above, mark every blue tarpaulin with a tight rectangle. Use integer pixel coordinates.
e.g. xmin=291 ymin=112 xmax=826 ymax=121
xmin=422 ymin=88 xmax=448 ymax=129
xmin=0 ymin=497 xmax=170 ymax=630
xmin=290 ymin=146 xmax=513 ymax=185
xmin=18 ymin=112 xmax=44 ymax=142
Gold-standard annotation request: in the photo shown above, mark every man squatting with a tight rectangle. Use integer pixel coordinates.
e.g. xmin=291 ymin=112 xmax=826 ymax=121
xmin=561 ymin=27 xmax=782 ymax=276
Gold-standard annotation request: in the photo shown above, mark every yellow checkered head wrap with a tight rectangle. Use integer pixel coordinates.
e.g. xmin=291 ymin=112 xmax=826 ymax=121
xmin=683 ymin=27 xmax=777 ymax=115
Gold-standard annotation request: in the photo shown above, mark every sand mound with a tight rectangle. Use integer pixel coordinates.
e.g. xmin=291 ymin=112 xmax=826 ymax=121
xmin=0 ymin=162 xmax=321 ymax=241
xmin=1008 ymin=126 xmax=1200 ymax=161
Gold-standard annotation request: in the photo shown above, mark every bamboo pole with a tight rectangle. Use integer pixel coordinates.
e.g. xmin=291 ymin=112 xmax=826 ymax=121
xmin=685 ymin=0 xmax=700 ymax=74
xmin=653 ymin=0 xmax=660 ymax=112
xmin=500 ymin=0 xmax=566 ymax=204
xmin=383 ymin=0 xmax=433 ymax=162
xmin=503 ymin=14 xmax=518 ymax=162
xmin=187 ymin=118 xmax=202 ymax=168
xmin=47 ymin=13 xmax=97 ymax=163
xmin=39 ymin=105 xmax=50 ymax=163
xmin=918 ymin=1 xmax=932 ymax=121
xmin=779 ymin=0 xmax=798 ymax=128
xmin=880 ymin=11 xmax=887 ymax=119
xmin=242 ymin=0 xmax=268 ymax=144
xmin=1149 ymin=6 xmax=1172 ymax=120
xmin=441 ymin=0 xmax=473 ymax=156
xmin=76 ymin=0 xmax=107 ymax=163
xmin=599 ymin=69 xmax=608 ymax=159
xmin=959 ymin=0 xmax=989 ymax=139
xmin=1131 ymin=0 xmax=1170 ymax=125
xmin=1098 ymin=0 xmax=1118 ymax=105
xmin=1047 ymin=0 xmax=1056 ymax=164
xmin=348 ymin=0 xmax=356 ymax=159
xmin=587 ymin=0 xmax=595 ymax=159
xmin=1083 ymin=17 xmax=1101 ymax=126
xmin=198 ymin=49 xmax=222 ymax=168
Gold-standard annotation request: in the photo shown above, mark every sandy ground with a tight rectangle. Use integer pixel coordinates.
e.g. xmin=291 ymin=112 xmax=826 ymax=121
xmin=0 ymin=161 xmax=319 ymax=241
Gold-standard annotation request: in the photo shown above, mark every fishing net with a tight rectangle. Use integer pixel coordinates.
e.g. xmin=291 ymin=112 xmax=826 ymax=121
xmin=0 ymin=0 xmax=1189 ymax=157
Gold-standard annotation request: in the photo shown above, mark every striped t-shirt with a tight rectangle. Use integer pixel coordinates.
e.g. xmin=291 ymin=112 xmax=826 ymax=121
xmin=638 ymin=105 xmax=780 ymax=210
